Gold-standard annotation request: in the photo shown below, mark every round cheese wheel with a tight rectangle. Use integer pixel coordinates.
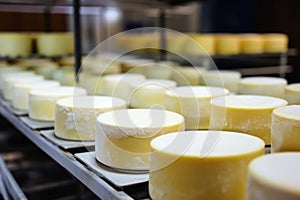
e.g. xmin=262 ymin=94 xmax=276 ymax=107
xmin=210 ymin=95 xmax=288 ymax=144
xmin=263 ymin=34 xmax=288 ymax=53
xmin=284 ymin=83 xmax=300 ymax=105
xmin=165 ymin=86 xmax=229 ymax=129
xmin=12 ymin=80 xmax=60 ymax=110
xmin=171 ymin=66 xmax=206 ymax=86
xmin=0 ymin=33 xmax=32 ymax=57
xmin=78 ymin=72 xmax=104 ymax=95
xmin=183 ymin=34 xmax=215 ymax=55
xmin=95 ymin=109 xmax=185 ymax=171
xmin=0 ymin=71 xmax=35 ymax=91
xmin=55 ymin=96 xmax=127 ymax=141
xmin=51 ymin=67 xmax=75 ymax=86
xmin=149 ymin=131 xmax=265 ymax=200
xmin=272 ymin=105 xmax=300 ymax=152
xmin=239 ymin=34 xmax=265 ymax=54
xmin=248 ymin=153 xmax=300 ymax=200
xmin=215 ymin=34 xmax=241 ymax=55
xmin=238 ymin=77 xmax=287 ymax=98
xmin=29 ymin=86 xmax=87 ymax=121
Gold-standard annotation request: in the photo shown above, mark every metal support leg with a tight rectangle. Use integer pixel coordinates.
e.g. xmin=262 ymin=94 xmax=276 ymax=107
xmin=73 ymin=0 xmax=82 ymax=82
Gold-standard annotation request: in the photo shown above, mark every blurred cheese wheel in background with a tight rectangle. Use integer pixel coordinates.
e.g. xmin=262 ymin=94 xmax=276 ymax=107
xmin=248 ymin=153 xmax=300 ymax=200
xmin=272 ymin=105 xmax=300 ymax=152
xmin=29 ymin=86 xmax=87 ymax=121
xmin=203 ymin=70 xmax=241 ymax=92
xmin=166 ymin=34 xmax=186 ymax=55
xmin=51 ymin=67 xmax=75 ymax=86
xmin=263 ymin=33 xmax=288 ymax=53
xmin=215 ymin=34 xmax=241 ymax=55
xmin=240 ymin=34 xmax=265 ymax=54
xmin=284 ymin=83 xmax=300 ymax=105
xmin=238 ymin=77 xmax=287 ymax=98
xmin=183 ymin=33 xmax=215 ymax=55
xmin=144 ymin=64 xmax=174 ymax=80
xmin=12 ymin=80 xmax=60 ymax=110
xmin=78 ymin=72 xmax=104 ymax=95
xmin=0 ymin=33 xmax=32 ymax=57
xmin=0 ymin=71 xmax=35 ymax=91
xmin=210 ymin=95 xmax=288 ymax=144
xmin=119 ymin=58 xmax=154 ymax=73
xmin=171 ymin=66 xmax=206 ymax=86
xmin=149 ymin=131 xmax=265 ymax=200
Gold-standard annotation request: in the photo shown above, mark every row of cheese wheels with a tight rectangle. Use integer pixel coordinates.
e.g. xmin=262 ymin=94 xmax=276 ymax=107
xmin=0 ymin=32 xmax=73 ymax=57
xmin=117 ymin=32 xmax=288 ymax=55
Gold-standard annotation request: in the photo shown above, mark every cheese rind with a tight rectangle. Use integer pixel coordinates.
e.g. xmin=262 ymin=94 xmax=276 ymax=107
xmin=271 ymin=105 xmax=300 ymax=152
xmin=55 ymin=96 xmax=127 ymax=141
xmin=240 ymin=34 xmax=264 ymax=54
xmin=95 ymin=109 xmax=185 ymax=170
xmin=149 ymin=131 xmax=265 ymax=200
xmin=215 ymin=34 xmax=240 ymax=55
xmin=263 ymin=34 xmax=288 ymax=53
xmin=210 ymin=95 xmax=288 ymax=144
xmin=284 ymin=84 xmax=300 ymax=105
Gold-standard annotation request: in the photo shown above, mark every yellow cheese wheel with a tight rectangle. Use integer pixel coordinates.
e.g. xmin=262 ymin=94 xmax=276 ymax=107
xmin=263 ymin=34 xmax=288 ymax=53
xmin=55 ymin=96 xmax=126 ymax=141
xmin=248 ymin=153 xmax=300 ymax=200
xmin=12 ymin=80 xmax=60 ymax=110
xmin=95 ymin=109 xmax=185 ymax=170
xmin=239 ymin=34 xmax=265 ymax=54
xmin=284 ymin=83 xmax=300 ymax=105
xmin=0 ymin=33 xmax=32 ymax=57
xmin=238 ymin=77 xmax=287 ymax=98
xmin=271 ymin=105 xmax=300 ymax=152
xmin=183 ymin=33 xmax=215 ymax=55
xmin=164 ymin=86 xmax=229 ymax=129
xmin=149 ymin=131 xmax=265 ymax=200
xmin=215 ymin=34 xmax=241 ymax=55
xmin=119 ymin=59 xmax=154 ymax=73
xmin=210 ymin=95 xmax=288 ymax=144
xmin=29 ymin=86 xmax=87 ymax=121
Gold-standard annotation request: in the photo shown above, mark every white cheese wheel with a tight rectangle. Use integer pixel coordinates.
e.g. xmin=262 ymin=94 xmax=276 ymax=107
xmin=216 ymin=34 xmax=241 ymax=55
xmin=238 ymin=77 xmax=287 ymax=98
xmin=0 ymin=33 xmax=32 ymax=57
xmin=144 ymin=64 xmax=174 ymax=80
xmin=284 ymin=83 xmax=300 ymax=105
xmin=210 ymin=95 xmax=288 ymax=144
xmin=149 ymin=131 xmax=265 ymax=200
xmin=171 ymin=66 xmax=206 ymax=86
xmin=29 ymin=86 xmax=87 ymax=121
xmin=102 ymin=73 xmax=145 ymax=100
xmin=164 ymin=86 xmax=229 ymax=129
xmin=248 ymin=153 xmax=300 ymax=200
xmin=95 ymin=109 xmax=185 ymax=170
xmin=203 ymin=70 xmax=241 ymax=92
xmin=78 ymin=72 xmax=104 ymax=95
xmin=0 ymin=71 xmax=35 ymax=91
xmin=51 ymin=68 xmax=75 ymax=86
xmin=263 ymin=34 xmax=288 ymax=53
xmin=55 ymin=96 xmax=127 ymax=141
xmin=129 ymin=79 xmax=177 ymax=108
xmin=271 ymin=105 xmax=300 ymax=152
xmin=12 ymin=80 xmax=60 ymax=110
xmin=239 ymin=34 xmax=265 ymax=54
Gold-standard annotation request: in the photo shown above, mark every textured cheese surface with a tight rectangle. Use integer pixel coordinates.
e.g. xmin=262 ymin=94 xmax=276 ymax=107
xmin=164 ymin=86 xmax=229 ymax=129
xmin=210 ymin=95 xmax=287 ymax=144
xmin=271 ymin=105 xmax=300 ymax=152
xmin=284 ymin=84 xmax=300 ymax=105
xmin=238 ymin=77 xmax=287 ymax=98
xmin=95 ymin=109 xmax=185 ymax=170
xmin=12 ymin=80 xmax=60 ymax=110
xmin=248 ymin=153 xmax=300 ymax=200
xmin=149 ymin=131 xmax=264 ymax=200
xmin=29 ymin=86 xmax=87 ymax=121
xmin=55 ymin=96 xmax=127 ymax=141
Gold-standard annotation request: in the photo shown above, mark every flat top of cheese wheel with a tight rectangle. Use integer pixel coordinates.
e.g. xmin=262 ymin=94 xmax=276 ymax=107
xmin=57 ymin=96 xmax=126 ymax=109
xmin=103 ymin=73 xmax=145 ymax=81
xmin=30 ymin=86 xmax=87 ymax=96
xmin=4 ymin=71 xmax=36 ymax=78
xmin=286 ymin=83 xmax=300 ymax=91
xmin=151 ymin=130 xmax=264 ymax=157
xmin=6 ymin=75 xmax=44 ymax=83
xmin=273 ymin=105 xmax=300 ymax=121
xmin=97 ymin=109 xmax=184 ymax=129
xmin=204 ymin=70 xmax=241 ymax=78
xmin=15 ymin=80 xmax=60 ymax=89
xmin=240 ymin=77 xmax=287 ymax=85
xmin=130 ymin=79 xmax=176 ymax=89
xmin=211 ymin=95 xmax=287 ymax=109
xmin=249 ymin=153 xmax=300 ymax=195
xmin=166 ymin=86 xmax=229 ymax=98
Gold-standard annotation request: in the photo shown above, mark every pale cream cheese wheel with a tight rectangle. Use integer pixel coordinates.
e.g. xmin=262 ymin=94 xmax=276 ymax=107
xmin=95 ymin=109 xmax=185 ymax=171
xmin=164 ymin=86 xmax=229 ymax=129
xmin=284 ymin=83 xmax=300 ymax=105
xmin=29 ymin=86 xmax=87 ymax=121
xmin=248 ymin=153 xmax=300 ymax=200
xmin=78 ymin=72 xmax=104 ymax=95
xmin=149 ymin=131 xmax=265 ymax=200
xmin=0 ymin=66 xmax=24 ymax=88
xmin=210 ymin=95 xmax=288 ymax=144
xmin=238 ymin=77 xmax=287 ymax=98
xmin=12 ymin=80 xmax=60 ymax=110
xmin=0 ymin=71 xmax=35 ymax=91
xmin=51 ymin=67 xmax=75 ymax=86
xmin=171 ymin=66 xmax=206 ymax=86
xmin=55 ymin=96 xmax=127 ymax=141
xmin=271 ymin=105 xmax=300 ymax=152
xmin=0 ymin=33 xmax=32 ymax=57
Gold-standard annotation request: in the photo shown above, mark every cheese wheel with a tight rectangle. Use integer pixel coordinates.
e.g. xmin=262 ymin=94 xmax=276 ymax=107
xmin=171 ymin=66 xmax=206 ymax=86
xmin=102 ymin=73 xmax=145 ymax=100
xmin=12 ymin=80 xmax=60 ymax=110
xmin=271 ymin=105 xmax=300 ymax=152
xmin=51 ymin=68 xmax=75 ymax=86
xmin=149 ymin=131 xmax=265 ymax=200
xmin=240 ymin=34 xmax=265 ymax=54
xmin=144 ymin=64 xmax=174 ymax=80
xmin=0 ymin=71 xmax=35 ymax=91
xmin=248 ymin=153 xmax=300 ymax=200
xmin=216 ymin=34 xmax=241 ymax=55
xmin=210 ymin=95 xmax=288 ymax=144
xmin=203 ymin=70 xmax=241 ymax=92
xmin=238 ymin=77 xmax=287 ymax=98
xmin=29 ymin=86 xmax=87 ymax=121
xmin=119 ymin=59 xmax=154 ymax=73
xmin=82 ymin=58 xmax=121 ymax=75
xmin=0 ymin=33 xmax=32 ymax=57
xmin=55 ymin=96 xmax=127 ymax=141
xmin=263 ymin=34 xmax=288 ymax=53
xmin=284 ymin=83 xmax=300 ymax=105
xmin=164 ymin=86 xmax=229 ymax=129
xmin=166 ymin=34 xmax=186 ymax=55
xmin=95 ymin=109 xmax=185 ymax=170
xmin=129 ymin=79 xmax=177 ymax=108
xmin=0 ymin=66 xmax=24 ymax=87
xmin=3 ymin=75 xmax=44 ymax=101
xmin=183 ymin=34 xmax=215 ymax=55
xmin=78 ymin=73 xmax=104 ymax=95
